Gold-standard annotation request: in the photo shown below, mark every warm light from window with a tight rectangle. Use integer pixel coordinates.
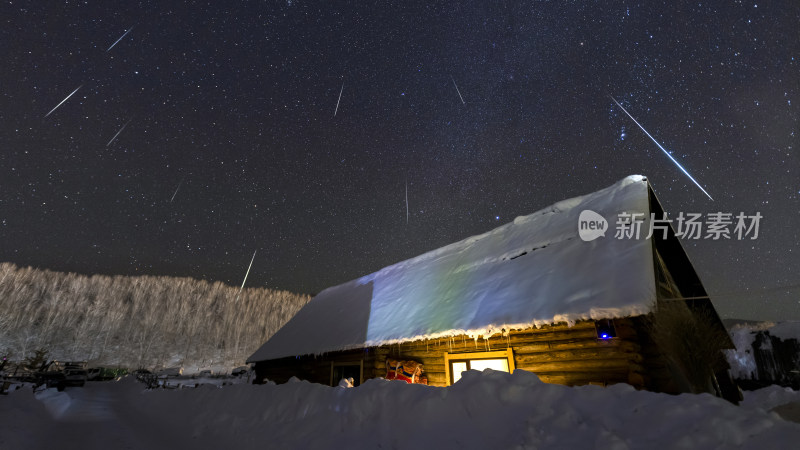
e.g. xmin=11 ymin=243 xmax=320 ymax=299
xmin=451 ymin=358 xmax=510 ymax=384
xmin=451 ymin=362 xmax=468 ymax=383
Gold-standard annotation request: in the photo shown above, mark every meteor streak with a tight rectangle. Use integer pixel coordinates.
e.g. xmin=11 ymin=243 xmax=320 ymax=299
xmin=235 ymin=250 xmax=257 ymax=301
xmin=334 ymin=83 xmax=343 ymax=116
xmin=405 ymin=179 xmax=409 ymax=224
xmin=106 ymin=119 xmax=131 ymax=146
xmin=451 ymin=76 xmax=465 ymax=104
xmin=44 ymin=85 xmax=82 ymax=118
xmin=170 ymin=177 xmax=184 ymax=202
xmin=610 ymin=96 xmax=713 ymax=201
xmin=107 ymin=27 xmax=133 ymax=52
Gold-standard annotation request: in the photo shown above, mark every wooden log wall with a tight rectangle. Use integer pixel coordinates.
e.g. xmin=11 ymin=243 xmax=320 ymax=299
xmin=255 ymin=318 xmax=652 ymax=390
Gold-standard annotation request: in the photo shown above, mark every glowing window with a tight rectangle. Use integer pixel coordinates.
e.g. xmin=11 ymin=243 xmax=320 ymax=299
xmin=444 ymin=349 xmax=515 ymax=385
xmin=451 ymin=361 xmax=468 ymax=381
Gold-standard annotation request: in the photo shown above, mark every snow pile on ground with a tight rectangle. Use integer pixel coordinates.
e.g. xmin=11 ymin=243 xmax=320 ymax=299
xmin=3 ymin=370 xmax=800 ymax=449
xmin=742 ymin=384 xmax=800 ymax=411
xmin=742 ymin=384 xmax=800 ymax=424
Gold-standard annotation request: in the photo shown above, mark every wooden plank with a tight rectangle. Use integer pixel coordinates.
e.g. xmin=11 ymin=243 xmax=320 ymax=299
xmin=536 ymin=371 xmax=631 ymax=386
xmin=418 ymin=364 xmax=446 ymax=373
xmin=382 ymin=322 xmax=604 ymax=352
xmin=372 ymin=345 xmax=644 ymax=374
xmin=424 ymin=372 xmax=447 ymax=385
xmin=369 ymin=342 xmax=642 ymax=369
xmin=393 ymin=344 xmax=524 ymax=358
xmin=513 ymin=339 xmax=641 ymax=354
xmin=371 ymin=355 xmax=445 ymax=369
xmin=515 ymin=358 xmax=642 ymax=373
xmin=394 ymin=329 xmax=604 ymax=353
xmin=513 ymin=347 xmax=642 ymax=363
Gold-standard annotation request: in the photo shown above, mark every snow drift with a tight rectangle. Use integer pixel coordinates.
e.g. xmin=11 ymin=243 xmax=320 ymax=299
xmin=3 ymin=370 xmax=800 ymax=449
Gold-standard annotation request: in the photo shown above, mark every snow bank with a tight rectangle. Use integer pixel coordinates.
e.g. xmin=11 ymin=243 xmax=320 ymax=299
xmin=4 ymin=371 xmax=800 ymax=449
xmin=742 ymin=384 xmax=800 ymax=411
xmin=250 ymin=175 xmax=657 ymax=361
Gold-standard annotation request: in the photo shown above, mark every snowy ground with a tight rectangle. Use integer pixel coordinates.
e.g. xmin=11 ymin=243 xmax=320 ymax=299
xmin=3 ymin=370 xmax=800 ymax=449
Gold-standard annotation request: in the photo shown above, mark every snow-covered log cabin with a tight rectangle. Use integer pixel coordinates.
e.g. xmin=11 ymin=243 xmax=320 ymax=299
xmin=247 ymin=175 xmax=739 ymax=402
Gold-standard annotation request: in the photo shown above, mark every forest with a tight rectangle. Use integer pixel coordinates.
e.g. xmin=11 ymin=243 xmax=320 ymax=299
xmin=0 ymin=262 xmax=311 ymax=370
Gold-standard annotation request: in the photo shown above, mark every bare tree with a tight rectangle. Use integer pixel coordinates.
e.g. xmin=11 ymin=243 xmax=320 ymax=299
xmin=0 ymin=263 xmax=310 ymax=369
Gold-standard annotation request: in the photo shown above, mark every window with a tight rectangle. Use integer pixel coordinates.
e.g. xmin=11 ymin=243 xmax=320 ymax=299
xmin=595 ymin=319 xmax=617 ymax=340
xmin=444 ymin=349 xmax=515 ymax=385
xmin=330 ymin=360 xmax=363 ymax=387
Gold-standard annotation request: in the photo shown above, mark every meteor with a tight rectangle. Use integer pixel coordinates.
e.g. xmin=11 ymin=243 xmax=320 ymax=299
xmin=107 ymin=27 xmax=134 ymax=52
xmin=451 ymin=76 xmax=465 ymax=104
xmin=170 ymin=177 xmax=184 ymax=202
xmin=44 ymin=85 xmax=82 ymax=118
xmin=610 ymin=96 xmax=713 ymax=201
xmin=235 ymin=250 xmax=257 ymax=301
xmin=334 ymin=83 xmax=343 ymax=116
xmin=405 ymin=179 xmax=409 ymax=224
xmin=106 ymin=119 xmax=131 ymax=146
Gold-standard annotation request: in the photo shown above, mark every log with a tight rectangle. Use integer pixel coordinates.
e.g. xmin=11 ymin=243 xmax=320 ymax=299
xmin=513 ymin=347 xmax=642 ymax=363
xmin=364 ymin=371 xmax=447 ymax=386
xmin=424 ymin=372 xmax=447 ymax=385
xmin=371 ymin=355 xmax=446 ymax=370
xmin=382 ymin=323 xmax=606 ymax=353
xmin=513 ymin=339 xmax=641 ymax=355
xmin=514 ymin=352 xmax=643 ymax=367
xmin=390 ymin=332 xmax=597 ymax=358
xmin=419 ymin=364 xmax=446 ymax=373
xmin=536 ymin=372 xmax=631 ymax=386
xmin=369 ymin=341 xmax=641 ymax=372
xmin=610 ymin=325 xmax=638 ymax=340
xmin=393 ymin=328 xmax=603 ymax=352
xmin=514 ymin=358 xmax=643 ymax=373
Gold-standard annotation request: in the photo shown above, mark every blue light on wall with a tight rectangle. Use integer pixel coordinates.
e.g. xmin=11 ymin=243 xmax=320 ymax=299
xmin=595 ymin=319 xmax=617 ymax=340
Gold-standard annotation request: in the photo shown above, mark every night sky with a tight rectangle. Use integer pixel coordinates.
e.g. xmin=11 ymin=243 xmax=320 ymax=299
xmin=1 ymin=2 xmax=798 ymax=320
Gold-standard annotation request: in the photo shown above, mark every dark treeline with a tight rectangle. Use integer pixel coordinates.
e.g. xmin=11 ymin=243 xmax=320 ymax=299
xmin=0 ymin=262 xmax=311 ymax=369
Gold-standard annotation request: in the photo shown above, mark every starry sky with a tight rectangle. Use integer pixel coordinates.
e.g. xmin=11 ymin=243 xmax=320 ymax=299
xmin=1 ymin=1 xmax=798 ymax=320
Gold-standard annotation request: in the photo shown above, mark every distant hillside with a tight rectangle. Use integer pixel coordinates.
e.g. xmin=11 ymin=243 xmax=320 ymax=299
xmin=0 ymin=262 xmax=311 ymax=370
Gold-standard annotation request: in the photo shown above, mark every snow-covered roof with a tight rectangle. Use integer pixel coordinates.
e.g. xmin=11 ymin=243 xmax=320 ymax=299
xmin=248 ymin=175 xmax=657 ymax=362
